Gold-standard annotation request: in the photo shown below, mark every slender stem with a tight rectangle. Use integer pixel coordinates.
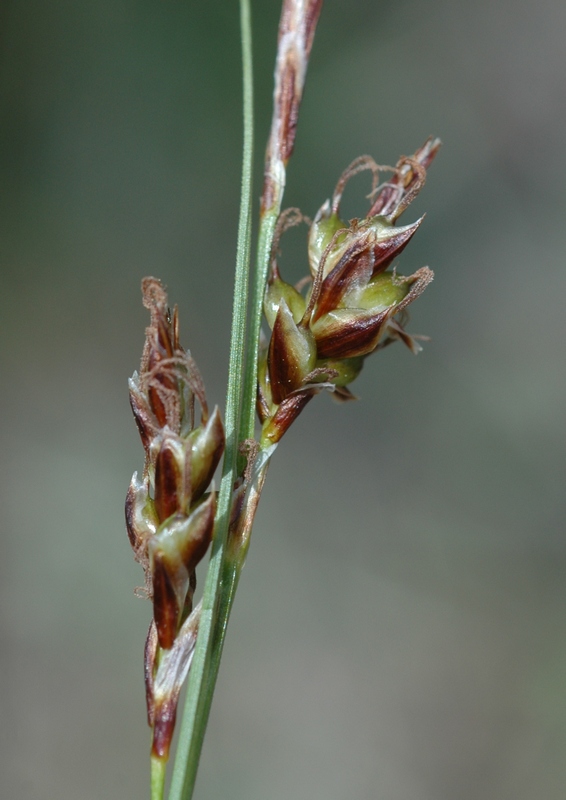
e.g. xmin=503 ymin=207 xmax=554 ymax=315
xmin=167 ymin=2 xmax=254 ymax=798
xmin=151 ymin=755 xmax=167 ymax=800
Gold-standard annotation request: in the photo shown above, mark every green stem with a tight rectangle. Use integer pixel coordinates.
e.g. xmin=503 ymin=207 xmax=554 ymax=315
xmin=151 ymin=756 xmax=167 ymax=800
xmin=166 ymin=1 xmax=254 ymax=798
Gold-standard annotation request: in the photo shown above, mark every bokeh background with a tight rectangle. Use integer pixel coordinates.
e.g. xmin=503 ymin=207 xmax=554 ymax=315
xmin=2 ymin=1 xmax=565 ymax=798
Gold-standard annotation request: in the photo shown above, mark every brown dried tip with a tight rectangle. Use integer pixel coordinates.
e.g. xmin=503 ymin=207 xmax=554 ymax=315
xmin=137 ymin=277 xmax=209 ymax=435
xmin=368 ymin=136 xmax=441 ymax=220
xmin=140 ymin=278 xmax=178 ymax=428
xmin=262 ymin=0 xmax=324 ymax=211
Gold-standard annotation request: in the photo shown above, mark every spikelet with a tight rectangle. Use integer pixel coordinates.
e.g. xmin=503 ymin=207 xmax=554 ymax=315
xmin=260 ymin=137 xmax=440 ymax=443
xmin=126 ymin=277 xmax=225 ymax=760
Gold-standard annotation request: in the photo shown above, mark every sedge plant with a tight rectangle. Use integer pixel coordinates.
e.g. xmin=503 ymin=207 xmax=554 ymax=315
xmin=125 ymin=1 xmax=440 ymax=798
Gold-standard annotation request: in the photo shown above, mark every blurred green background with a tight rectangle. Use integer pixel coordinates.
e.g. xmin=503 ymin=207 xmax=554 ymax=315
xmin=2 ymin=1 xmax=565 ymax=798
